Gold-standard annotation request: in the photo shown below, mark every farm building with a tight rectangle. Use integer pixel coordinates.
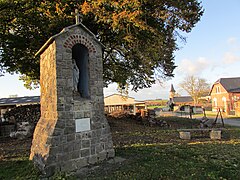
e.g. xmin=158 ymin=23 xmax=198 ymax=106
xmin=0 ymin=96 xmax=40 ymax=121
xmin=104 ymin=94 xmax=146 ymax=115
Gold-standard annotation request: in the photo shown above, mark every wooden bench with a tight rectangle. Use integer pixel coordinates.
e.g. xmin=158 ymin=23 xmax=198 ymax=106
xmin=177 ymin=128 xmax=222 ymax=140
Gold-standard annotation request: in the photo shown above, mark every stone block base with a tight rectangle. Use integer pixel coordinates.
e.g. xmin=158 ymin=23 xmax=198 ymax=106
xmin=107 ymin=149 xmax=115 ymax=158
xmin=210 ymin=130 xmax=221 ymax=140
xmin=179 ymin=132 xmax=191 ymax=140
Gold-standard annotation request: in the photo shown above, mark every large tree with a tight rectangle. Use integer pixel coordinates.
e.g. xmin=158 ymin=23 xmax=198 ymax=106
xmin=0 ymin=0 xmax=203 ymax=90
xmin=179 ymin=75 xmax=210 ymax=105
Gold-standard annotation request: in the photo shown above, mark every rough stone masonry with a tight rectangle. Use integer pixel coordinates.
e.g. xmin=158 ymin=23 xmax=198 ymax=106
xmin=30 ymin=22 xmax=115 ymax=176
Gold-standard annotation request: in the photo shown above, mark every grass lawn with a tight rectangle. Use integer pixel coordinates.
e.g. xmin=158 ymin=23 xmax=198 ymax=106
xmin=1 ymin=116 xmax=240 ymax=179
xmin=196 ymin=111 xmax=240 ymax=119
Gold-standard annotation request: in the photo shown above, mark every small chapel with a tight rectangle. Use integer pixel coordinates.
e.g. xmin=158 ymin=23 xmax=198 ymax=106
xmin=30 ymin=10 xmax=115 ymax=176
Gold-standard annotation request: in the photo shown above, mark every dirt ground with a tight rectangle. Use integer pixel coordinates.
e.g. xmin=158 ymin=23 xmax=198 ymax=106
xmin=0 ymin=137 xmax=32 ymax=161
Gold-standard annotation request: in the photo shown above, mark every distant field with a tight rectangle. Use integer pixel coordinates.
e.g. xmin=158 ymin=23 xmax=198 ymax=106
xmin=146 ymin=99 xmax=168 ymax=109
xmin=147 ymin=105 xmax=166 ymax=109
xmin=151 ymin=99 xmax=168 ymax=102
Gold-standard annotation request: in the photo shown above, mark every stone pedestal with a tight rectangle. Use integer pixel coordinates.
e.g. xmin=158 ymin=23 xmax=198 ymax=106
xmin=179 ymin=132 xmax=191 ymax=140
xmin=30 ymin=23 xmax=114 ymax=176
xmin=210 ymin=130 xmax=221 ymax=140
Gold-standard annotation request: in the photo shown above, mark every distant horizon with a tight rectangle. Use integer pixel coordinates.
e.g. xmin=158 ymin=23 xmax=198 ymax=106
xmin=1 ymin=1 xmax=240 ymax=101
xmin=0 ymin=89 xmax=206 ymax=102
xmin=1 ymin=74 xmax=240 ymax=100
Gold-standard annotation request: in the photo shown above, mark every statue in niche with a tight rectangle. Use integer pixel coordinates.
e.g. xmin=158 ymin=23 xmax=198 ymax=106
xmin=72 ymin=44 xmax=89 ymax=98
xmin=73 ymin=59 xmax=79 ymax=92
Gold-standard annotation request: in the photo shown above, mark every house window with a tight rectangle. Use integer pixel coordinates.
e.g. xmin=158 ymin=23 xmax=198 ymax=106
xmin=216 ymin=86 xmax=220 ymax=93
xmin=213 ymin=98 xmax=217 ymax=107
xmin=222 ymin=97 xmax=227 ymax=112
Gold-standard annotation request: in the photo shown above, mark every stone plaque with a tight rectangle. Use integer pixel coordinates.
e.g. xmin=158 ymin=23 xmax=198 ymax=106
xmin=75 ymin=118 xmax=91 ymax=132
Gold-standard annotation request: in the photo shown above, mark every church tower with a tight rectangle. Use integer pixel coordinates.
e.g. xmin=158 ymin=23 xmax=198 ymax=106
xmin=169 ymin=84 xmax=176 ymax=99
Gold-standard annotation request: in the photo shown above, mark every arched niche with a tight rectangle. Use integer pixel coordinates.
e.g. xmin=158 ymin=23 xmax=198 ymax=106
xmin=72 ymin=43 xmax=89 ymax=98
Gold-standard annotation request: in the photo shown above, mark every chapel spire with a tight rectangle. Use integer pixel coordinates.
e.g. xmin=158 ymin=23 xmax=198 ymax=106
xmin=169 ymin=84 xmax=176 ymax=99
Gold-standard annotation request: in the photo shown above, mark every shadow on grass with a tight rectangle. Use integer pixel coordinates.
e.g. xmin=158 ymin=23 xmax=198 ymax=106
xmin=85 ymin=141 xmax=240 ymax=179
xmin=0 ymin=157 xmax=40 ymax=180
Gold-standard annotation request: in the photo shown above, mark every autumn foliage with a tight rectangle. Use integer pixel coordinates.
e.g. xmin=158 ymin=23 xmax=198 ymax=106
xmin=0 ymin=0 xmax=203 ymax=90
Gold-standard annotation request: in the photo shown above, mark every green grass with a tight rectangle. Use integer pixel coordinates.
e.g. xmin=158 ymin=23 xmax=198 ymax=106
xmin=147 ymin=105 xmax=166 ymax=109
xmin=85 ymin=141 xmax=240 ymax=180
xmin=195 ymin=111 xmax=240 ymax=119
xmin=111 ymin=141 xmax=240 ymax=179
xmin=1 ymin=116 xmax=240 ymax=179
xmin=201 ymin=111 xmax=219 ymax=117
xmin=0 ymin=157 xmax=40 ymax=180
xmin=80 ymin=117 xmax=240 ymax=179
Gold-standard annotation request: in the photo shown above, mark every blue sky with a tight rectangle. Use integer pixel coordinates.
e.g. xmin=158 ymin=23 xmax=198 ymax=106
xmin=1 ymin=1 xmax=240 ymax=100
xmin=105 ymin=0 xmax=240 ymax=100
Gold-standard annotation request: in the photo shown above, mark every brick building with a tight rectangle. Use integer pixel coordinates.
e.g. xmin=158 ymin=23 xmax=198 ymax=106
xmin=210 ymin=77 xmax=240 ymax=115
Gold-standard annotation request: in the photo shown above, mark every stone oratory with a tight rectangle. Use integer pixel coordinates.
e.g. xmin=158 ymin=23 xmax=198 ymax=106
xmin=30 ymin=11 xmax=115 ymax=176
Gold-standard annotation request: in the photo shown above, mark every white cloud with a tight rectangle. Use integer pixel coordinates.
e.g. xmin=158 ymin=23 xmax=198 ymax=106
xmin=226 ymin=37 xmax=240 ymax=51
xmin=103 ymin=83 xmax=118 ymax=97
xmin=227 ymin=37 xmax=237 ymax=45
xmin=104 ymin=82 xmax=170 ymax=100
xmin=176 ymin=57 xmax=210 ymax=76
xmin=223 ymin=52 xmax=240 ymax=64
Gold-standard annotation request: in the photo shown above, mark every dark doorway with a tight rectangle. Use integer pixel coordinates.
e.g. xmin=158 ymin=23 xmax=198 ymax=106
xmin=72 ymin=44 xmax=89 ymax=98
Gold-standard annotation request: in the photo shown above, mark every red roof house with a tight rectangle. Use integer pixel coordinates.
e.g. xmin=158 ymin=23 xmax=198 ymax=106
xmin=210 ymin=77 xmax=240 ymax=115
